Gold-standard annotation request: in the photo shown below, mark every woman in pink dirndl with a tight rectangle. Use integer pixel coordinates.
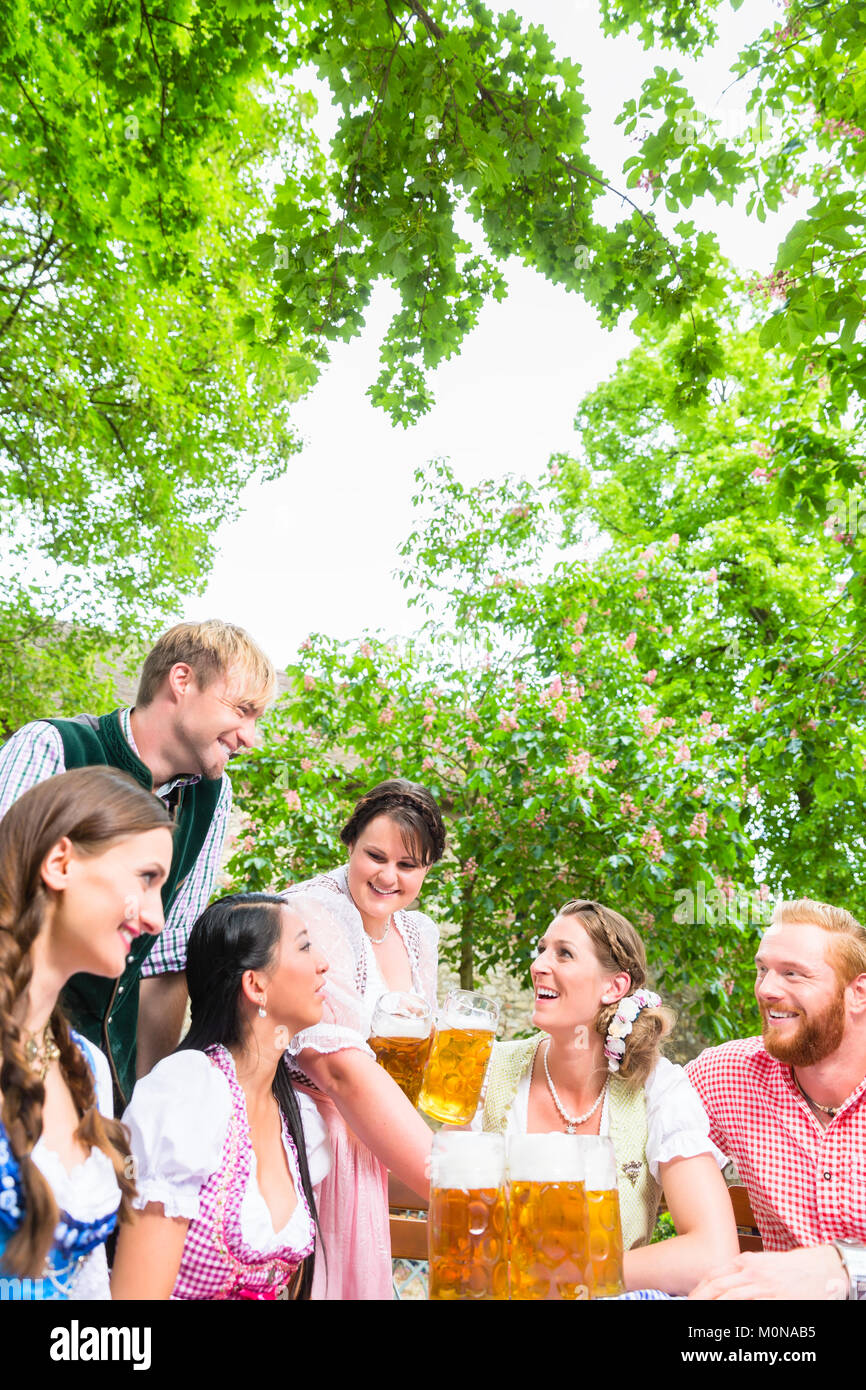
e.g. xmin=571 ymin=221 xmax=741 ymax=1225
xmin=283 ymin=779 xmax=445 ymax=1300
xmin=112 ymin=893 xmax=332 ymax=1299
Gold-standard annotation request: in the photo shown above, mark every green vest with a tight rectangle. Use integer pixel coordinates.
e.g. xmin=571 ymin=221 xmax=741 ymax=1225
xmin=50 ymin=710 xmax=223 ymax=1106
xmin=481 ymin=1035 xmax=662 ymax=1251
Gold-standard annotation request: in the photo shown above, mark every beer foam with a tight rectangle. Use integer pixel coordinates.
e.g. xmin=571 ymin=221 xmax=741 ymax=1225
xmin=430 ymin=1132 xmax=505 ymax=1190
xmin=507 ymin=1133 xmax=585 ymax=1183
xmin=574 ymin=1136 xmax=618 ymax=1189
xmin=372 ymin=1016 xmax=431 ymax=1040
xmin=438 ymin=1008 xmax=496 ymax=1033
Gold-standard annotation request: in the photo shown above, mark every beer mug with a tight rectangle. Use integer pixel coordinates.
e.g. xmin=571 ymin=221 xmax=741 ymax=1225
xmin=368 ymin=991 xmax=433 ymax=1107
xmin=428 ymin=1132 xmax=508 ymax=1301
xmin=418 ymin=989 xmax=500 ymax=1125
xmin=579 ymin=1136 xmax=625 ymax=1298
xmin=507 ymin=1133 xmax=590 ymax=1301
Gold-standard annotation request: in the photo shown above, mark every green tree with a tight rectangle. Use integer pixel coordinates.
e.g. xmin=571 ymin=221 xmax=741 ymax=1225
xmin=553 ymin=312 xmax=866 ymax=914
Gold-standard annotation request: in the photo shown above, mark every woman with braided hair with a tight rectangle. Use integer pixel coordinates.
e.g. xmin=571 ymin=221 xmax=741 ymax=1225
xmin=473 ymin=898 xmax=739 ymax=1295
xmin=282 ymin=778 xmax=446 ymax=1299
xmin=0 ymin=766 xmax=173 ymax=1298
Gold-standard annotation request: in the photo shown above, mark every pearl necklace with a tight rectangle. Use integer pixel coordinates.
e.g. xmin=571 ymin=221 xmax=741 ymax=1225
xmin=367 ymin=914 xmax=393 ymax=945
xmin=543 ymin=1040 xmax=608 ymax=1134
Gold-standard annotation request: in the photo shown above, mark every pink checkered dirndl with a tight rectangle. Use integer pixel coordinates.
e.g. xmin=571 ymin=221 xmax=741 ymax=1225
xmin=171 ymin=1045 xmax=315 ymax=1300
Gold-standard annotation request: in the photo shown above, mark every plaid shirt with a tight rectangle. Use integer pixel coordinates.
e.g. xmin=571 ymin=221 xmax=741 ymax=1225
xmin=686 ymin=1036 xmax=866 ymax=1251
xmin=0 ymin=710 xmax=231 ymax=975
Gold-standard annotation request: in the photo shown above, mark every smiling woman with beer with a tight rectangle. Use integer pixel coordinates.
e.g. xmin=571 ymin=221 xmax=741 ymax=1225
xmin=282 ymin=779 xmax=446 ymax=1300
xmin=475 ymin=899 xmax=738 ymax=1295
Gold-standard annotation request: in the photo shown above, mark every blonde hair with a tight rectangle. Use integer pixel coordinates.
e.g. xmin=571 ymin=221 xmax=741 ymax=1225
xmin=558 ymin=899 xmax=675 ymax=1089
xmin=136 ymin=620 xmax=277 ymax=710
xmin=771 ymin=897 xmax=866 ymax=985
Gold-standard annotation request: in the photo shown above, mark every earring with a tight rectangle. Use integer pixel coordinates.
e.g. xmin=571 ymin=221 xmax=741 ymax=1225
xmin=258 ymin=997 xmax=267 ymax=1018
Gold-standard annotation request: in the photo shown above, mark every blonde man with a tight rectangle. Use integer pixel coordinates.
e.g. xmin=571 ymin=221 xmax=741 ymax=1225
xmin=686 ymin=898 xmax=866 ymax=1300
xmin=0 ymin=620 xmax=276 ymax=1106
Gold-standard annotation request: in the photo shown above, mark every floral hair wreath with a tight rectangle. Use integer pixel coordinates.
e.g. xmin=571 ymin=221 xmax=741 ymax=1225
xmin=603 ymin=988 xmax=662 ymax=1072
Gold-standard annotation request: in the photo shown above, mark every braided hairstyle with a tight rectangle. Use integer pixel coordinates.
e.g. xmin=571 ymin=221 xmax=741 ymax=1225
xmin=558 ymin=899 xmax=675 ymax=1088
xmin=340 ymin=779 xmax=446 ymax=866
xmin=0 ymin=766 xmax=174 ymax=1277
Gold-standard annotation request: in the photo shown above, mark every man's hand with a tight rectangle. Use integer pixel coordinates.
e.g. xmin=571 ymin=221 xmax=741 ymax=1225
xmin=689 ymin=1245 xmax=848 ymax=1301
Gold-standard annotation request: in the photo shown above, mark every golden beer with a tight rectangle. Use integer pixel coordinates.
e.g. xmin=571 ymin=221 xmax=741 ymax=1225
xmin=509 ymin=1180 xmax=590 ymax=1300
xmin=586 ymin=1188 xmax=625 ymax=1297
xmin=417 ymin=1025 xmax=496 ymax=1125
xmin=428 ymin=1133 xmax=508 ymax=1301
xmin=369 ymin=1031 xmax=432 ymax=1106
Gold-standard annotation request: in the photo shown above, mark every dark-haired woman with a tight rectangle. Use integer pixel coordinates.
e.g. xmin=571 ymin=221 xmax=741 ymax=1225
xmin=283 ymin=778 xmax=446 ymax=1300
xmin=0 ymin=766 xmax=173 ymax=1298
xmin=474 ymin=899 xmax=738 ymax=1294
xmin=112 ymin=893 xmax=331 ymax=1300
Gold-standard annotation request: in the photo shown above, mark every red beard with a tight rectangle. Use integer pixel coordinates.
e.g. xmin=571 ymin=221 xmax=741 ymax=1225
xmin=760 ymin=985 xmax=846 ymax=1066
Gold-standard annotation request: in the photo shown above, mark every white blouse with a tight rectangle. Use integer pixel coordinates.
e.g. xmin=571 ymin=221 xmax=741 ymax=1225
xmin=474 ymin=1053 xmax=727 ymax=1181
xmin=32 ymin=1040 xmax=119 ymax=1300
xmin=122 ymin=1051 xmax=331 ymax=1255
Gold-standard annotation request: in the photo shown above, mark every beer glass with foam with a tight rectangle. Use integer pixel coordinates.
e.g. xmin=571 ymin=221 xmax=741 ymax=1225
xmin=579 ymin=1136 xmax=625 ymax=1297
xmin=368 ymin=991 xmax=433 ymax=1107
xmin=428 ymin=1132 xmax=508 ymax=1300
xmin=508 ymin=1133 xmax=590 ymax=1300
xmin=417 ymin=989 xmax=499 ymax=1125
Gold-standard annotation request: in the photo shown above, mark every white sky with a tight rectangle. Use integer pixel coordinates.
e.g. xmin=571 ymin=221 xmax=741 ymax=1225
xmin=183 ymin=0 xmax=794 ymax=669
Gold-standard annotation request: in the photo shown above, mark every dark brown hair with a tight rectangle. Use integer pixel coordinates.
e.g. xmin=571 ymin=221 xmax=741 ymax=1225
xmin=0 ymin=767 xmax=174 ymax=1276
xmin=558 ymin=899 xmax=675 ymax=1088
xmin=340 ymin=779 xmax=446 ymax=865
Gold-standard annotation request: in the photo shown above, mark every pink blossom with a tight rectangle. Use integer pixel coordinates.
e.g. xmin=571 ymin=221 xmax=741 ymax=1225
xmin=624 ymin=631 xmax=637 ymax=652
xmin=300 ymin=758 xmax=313 ymax=773
xmin=662 ymin=625 xmax=673 ymax=638
xmin=752 ymin=697 xmax=765 ymax=713
xmin=575 ymin=612 xmax=588 ymax=636
xmin=634 ymin=568 xmax=648 ymax=581
xmin=552 ymin=700 xmax=568 ymax=723
xmin=644 ymin=669 xmax=657 ymax=685
xmin=705 ymin=568 xmax=718 ymax=585
xmin=752 ymin=441 xmax=775 ymax=461
xmin=571 ymin=640 xmax=583 ymax=656
xmin=758 ymin=882 xmax=770 ymax=900
xmin=461 ymin=857 xmax=478 ymax=881
xmin=380 ymin=706 xmax=395 ymax=725
xmin=424 ymin=696 xmax=436 ymax=711
xmin=423 ymin=713 xmax=434 ymax=730
xmin=566 ymin=750 xmax=591 ymax=778
xmin=637 ymin=706 xmax=658 ymax=723
xmin=635 ymin=586 xmax=648 ymax=601
xmin=303 ymin=673 xmax=316 ymax=691
xmin=698 ymin=711 xmax=712 ymax=725
xmin=669 ymin=534 xmax=680 ymax=549
xmin=639 ymin=547 xmax=656 ymax=564
xmin=674 ymin=741 xmax=691 ymax=765
xmin=688 ymin=811 xmax=709 ymax=838
xmin=285 ymin=790 xmax=301 ymax=811
xmin=359 ymin=642 xmax=373 ymax=659
xmin=548 ymin=677 xmax=563 ymax=699
xmin=640 ymin=824 xmax=664 ymax=862
xmin=692 ymin=783 xmax=706 ymax=797
xmin=620 ymin=793 xmax=640 ymax=820
xmin=465 ymin=736 xmax=482 ymax=755
xmin=598 ymin=758 xmax=618 ymax=773
xmin=662 ymin=716 xmax=675 ymax=728
xmin=422 ymin=756 xmax=435 ymax=772
xmin=500 ymin=713 xmax=518 ymax=731
xmin=299 ymin=637 xmax=312 ymax=651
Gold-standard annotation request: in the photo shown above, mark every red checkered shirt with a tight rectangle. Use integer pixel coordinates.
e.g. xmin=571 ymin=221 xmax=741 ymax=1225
xmin=686 ymin=1036 xmax=866 ymax=1251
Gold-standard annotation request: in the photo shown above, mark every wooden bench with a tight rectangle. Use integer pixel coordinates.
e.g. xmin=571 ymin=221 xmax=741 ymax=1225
xmin=388 ymin=1177 xmax=763 ymax=1260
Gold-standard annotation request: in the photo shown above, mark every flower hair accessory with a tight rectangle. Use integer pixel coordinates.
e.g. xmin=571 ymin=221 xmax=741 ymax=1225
xmin=603 ymin=989 xmax=662 ymax=1072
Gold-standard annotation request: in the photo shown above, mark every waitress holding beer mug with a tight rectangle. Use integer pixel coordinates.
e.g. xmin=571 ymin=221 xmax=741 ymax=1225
xmin=474 ymin=899 xmax=738 ymax=1295
xmin=282 ymin=779 xmax=445 ymax=1299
